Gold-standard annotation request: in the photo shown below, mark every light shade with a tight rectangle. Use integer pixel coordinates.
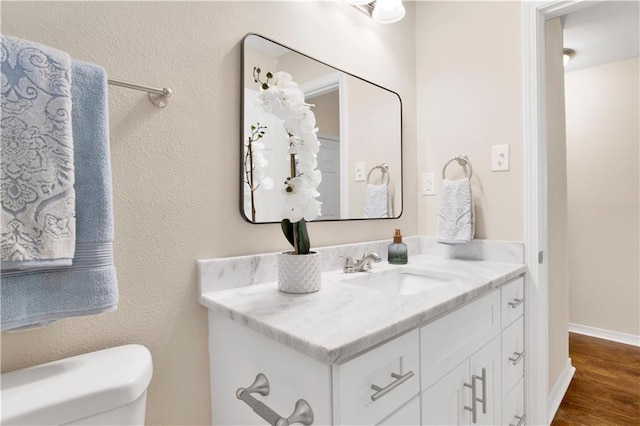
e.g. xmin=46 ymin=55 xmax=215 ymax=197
xmin=344 ymin=0 xmax=371 ymax=5
xmin=563 ymin=48 xmax=575 ymax=66
xmin=372 ymin=0 xmax=405 ymax=24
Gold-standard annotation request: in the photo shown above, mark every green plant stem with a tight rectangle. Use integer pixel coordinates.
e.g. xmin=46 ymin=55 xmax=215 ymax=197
xmin=248 ymin=139 xmax=256 ymax=222
xmin=289 ymin=153 xmax=298 ymax=254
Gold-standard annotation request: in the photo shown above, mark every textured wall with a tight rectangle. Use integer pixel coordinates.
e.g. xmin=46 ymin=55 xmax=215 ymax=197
xmin=565 ymin=57 xmax=640 ymax=336
xmin=0 ymin=2 xmax=417 ymax=424
xmin=415 ymin=1 xmax=523 ymax=241
xmin=545 ymin=17 xmax=570 ymax=392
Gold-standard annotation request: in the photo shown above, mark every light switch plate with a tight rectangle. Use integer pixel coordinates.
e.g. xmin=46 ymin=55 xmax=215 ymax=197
xmin=492 ymin=144 xmax=510 ymax=171
xmin=422 ymin=172 xmax=435 ymax=195
xmin=355 ymin=161 xmax=366 ymax=182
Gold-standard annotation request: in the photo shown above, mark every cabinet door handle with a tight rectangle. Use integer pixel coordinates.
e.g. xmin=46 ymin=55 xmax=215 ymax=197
xmin=463 ymin=377 xmax=477 ymax=424
xmin=475 ymin=368 xmax=487 ymax=415
xmin=508 ymin=351 xmax=525 ymax=366
xmin=370 ymin=370 xmax=414 ymax=401
xmin=509 ymin=414 xmax=526 ymax=426
xmin=464 ymin=368 xmax=487 ymax=424
xmin=508 ymin=298 xmax=524 ymax=308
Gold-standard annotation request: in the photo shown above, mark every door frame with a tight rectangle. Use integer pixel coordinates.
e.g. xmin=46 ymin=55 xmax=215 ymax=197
xmin=522 ymin=1 xmax=603 ymax=424
xmin=300 ymin=72 xmax=349 ymax=218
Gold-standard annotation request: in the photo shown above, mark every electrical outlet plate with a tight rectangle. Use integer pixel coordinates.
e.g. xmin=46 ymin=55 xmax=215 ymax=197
xmin=355 ymin=161 xmax=366 ymax=182
xmin=492 ymin=144 xmax=510 ymax=171
xmin=422 ymin=172 xmax=435 ymax=195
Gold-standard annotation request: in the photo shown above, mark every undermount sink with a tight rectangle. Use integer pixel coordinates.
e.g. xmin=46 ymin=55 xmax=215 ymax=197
xmin=341 ymin=268 xmax=460 ymax=296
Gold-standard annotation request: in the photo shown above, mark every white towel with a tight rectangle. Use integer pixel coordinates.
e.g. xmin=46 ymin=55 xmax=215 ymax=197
xmin=1 ymin=35 xmax=76 ymax=270
xmin=363 ymin=184 xmax=389 ymax=218
xmin=437 ymin=178 xmax=475 ymax=244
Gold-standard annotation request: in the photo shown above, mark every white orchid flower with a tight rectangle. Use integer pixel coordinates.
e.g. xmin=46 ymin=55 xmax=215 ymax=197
xmin=253 ymin=69 xmax=323 ymax=229
xmin=282 ymin=176 xmax=322 ymax=222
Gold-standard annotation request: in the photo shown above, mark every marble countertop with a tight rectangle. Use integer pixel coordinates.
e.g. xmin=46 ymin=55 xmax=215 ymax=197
xmin=199 ymin=254 xmax=526 ymax=365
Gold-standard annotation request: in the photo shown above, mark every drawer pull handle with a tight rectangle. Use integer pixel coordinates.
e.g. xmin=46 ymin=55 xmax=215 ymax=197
xmin=370 ymin=370 xmax=414 ymax=401
xmin=508 ymin=351 xmax=525 ymax=366
xmin=509 ymin=414 xmax=526 ymax=426
xmin=463 ymin=368 xmax=486 ymax=424
xmin=508 ymin=298 xmax=524 ymax=308
xmin=236 ymin=373 xmax=314 ymax=426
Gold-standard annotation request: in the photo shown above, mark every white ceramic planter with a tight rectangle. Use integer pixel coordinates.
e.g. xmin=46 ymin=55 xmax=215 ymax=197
xmin=277 ymin=251 xmax=321 ymax=294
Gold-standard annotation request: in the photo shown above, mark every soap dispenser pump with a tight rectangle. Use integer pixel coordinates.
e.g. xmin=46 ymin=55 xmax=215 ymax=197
xmin=388 ymin=229 xmax=408 ymax=265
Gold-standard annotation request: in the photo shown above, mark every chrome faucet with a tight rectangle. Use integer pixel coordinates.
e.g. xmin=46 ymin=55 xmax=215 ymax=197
xmin=343 ymin=250 xmax=382 ymax=273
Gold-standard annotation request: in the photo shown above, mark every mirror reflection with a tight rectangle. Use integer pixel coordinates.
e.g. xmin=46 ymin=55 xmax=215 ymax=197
xmin=241 ymin=34 xmax=402 ymax=223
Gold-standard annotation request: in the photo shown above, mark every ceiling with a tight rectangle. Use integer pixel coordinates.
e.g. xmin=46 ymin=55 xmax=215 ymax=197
xmin=562 ymin=1 xmax=640 ymax=72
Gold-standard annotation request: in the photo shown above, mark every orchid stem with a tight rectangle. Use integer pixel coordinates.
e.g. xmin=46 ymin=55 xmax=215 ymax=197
xmin=289 ymin=153 xmax=298 ymax=254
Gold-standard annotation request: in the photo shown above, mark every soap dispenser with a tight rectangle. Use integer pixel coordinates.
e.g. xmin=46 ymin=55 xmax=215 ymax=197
xmin=388 ymin=229 xmax=408 ymax=264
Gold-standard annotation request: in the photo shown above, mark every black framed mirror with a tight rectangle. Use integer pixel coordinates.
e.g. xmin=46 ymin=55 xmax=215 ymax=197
xmin=241 ymin=33 xmax=402 ymax=223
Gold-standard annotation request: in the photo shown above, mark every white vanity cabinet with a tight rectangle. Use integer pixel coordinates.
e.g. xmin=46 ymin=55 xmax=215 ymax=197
xmin=207 ymin=274 xmax=525 ymax=426
xmin=378 ymin=396 xmax=421 ymax=425
xmin=209 ymin=313 xmax=420 ymax=426
xmin=422 ymin=336 xmax=501 ymax=425
xmin=500 ymin=277 xmax=526 ymax=426
xmin=421 ymin=276 xmax=525 ymax=425
xmin=420 ymin=289 xmax=502 ymax=425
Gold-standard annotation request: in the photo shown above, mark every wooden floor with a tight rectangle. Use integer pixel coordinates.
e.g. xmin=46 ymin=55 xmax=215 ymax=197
xmin=552 ymin=332 xmax=640 ymax=425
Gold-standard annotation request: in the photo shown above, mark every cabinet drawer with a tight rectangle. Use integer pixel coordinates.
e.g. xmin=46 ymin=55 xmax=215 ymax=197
xmin=502 ymin=377 xmax=525 ymax=426
xmin=421 ymin=290 xmax=500 ymax=390
xmin=335 ymin=329 xmax=420 ymax=425
xmin=377 ymin=395 xmax=420 ymax=425
xmin=502 ymin=316 xmax=525 ymax=397
xmin=501 ymin=276 xmax=524 ymax=328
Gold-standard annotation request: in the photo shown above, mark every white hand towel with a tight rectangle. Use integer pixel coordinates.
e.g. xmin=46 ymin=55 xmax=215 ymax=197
xmin=363 ymin=184 xmax=389 ymax=218
xmin=437 ymin=178 xmax=475 ymax=244
xmin=1 ymin=35 xmax=76 ymax=270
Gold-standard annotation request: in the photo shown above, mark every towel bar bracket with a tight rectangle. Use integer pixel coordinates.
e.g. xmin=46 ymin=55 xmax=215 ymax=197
xmin=148 ymin=90 xmax=172 ymax=108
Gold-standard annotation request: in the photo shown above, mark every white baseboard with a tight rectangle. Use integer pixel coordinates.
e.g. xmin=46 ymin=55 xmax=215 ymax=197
xmin=547 ymin=358 xmax=575 ymax=423
xmin=569 ymin=323 xmax=640 ymax=347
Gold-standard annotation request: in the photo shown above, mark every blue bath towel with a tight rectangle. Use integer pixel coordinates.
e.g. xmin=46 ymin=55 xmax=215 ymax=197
xmin=1 ymin=60 xmax=118 ymax=331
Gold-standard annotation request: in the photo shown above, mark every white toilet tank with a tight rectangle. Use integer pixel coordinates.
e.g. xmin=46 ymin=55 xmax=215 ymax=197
xmin=1 ymin=344 xmax=153 ymax=425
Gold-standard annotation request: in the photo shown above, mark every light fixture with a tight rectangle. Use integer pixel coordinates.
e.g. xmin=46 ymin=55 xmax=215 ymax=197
xmin=343 ymin=0 xmax=371 ymax=5
xmin=563 ymin=48 xmax=575 ymax=66
xmin=372 ymin=0 xmax=405 ymax=24
xmin=344 ymin=0 xmax=406 ymax=24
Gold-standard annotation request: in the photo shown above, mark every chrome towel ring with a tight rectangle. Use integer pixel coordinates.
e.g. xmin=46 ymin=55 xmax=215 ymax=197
xmin=367 ymin=164 xmax=390 ymax=185
xmin=442 ymin=155 xmax=473 ymax=180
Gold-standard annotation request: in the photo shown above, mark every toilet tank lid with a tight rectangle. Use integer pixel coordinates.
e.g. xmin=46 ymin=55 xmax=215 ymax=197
xmin=1 ymin=344 xmax=153 ymax=425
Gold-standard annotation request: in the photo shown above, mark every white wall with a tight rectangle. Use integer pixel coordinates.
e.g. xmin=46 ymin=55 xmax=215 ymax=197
xmin=565 ymin=57 xmax=640 ymax=336
xmin=415 ymin=0 xmax=570 ymax=403
xmin=346 ymin=76 xmax=402 ymax=218
xmin=0 ymin=2 xmax=417 ymax=424
xmin=415 ymin=1 xmax=523 ymax=241
xmin=545 ymin=16 xmax=570 ymax=391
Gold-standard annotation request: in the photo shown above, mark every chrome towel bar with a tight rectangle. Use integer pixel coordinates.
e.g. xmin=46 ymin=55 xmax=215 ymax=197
xmin=107 ymin=78 xmax=172 ymax=108
xmin=236 ymin=373 xmax=314 ymax=426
